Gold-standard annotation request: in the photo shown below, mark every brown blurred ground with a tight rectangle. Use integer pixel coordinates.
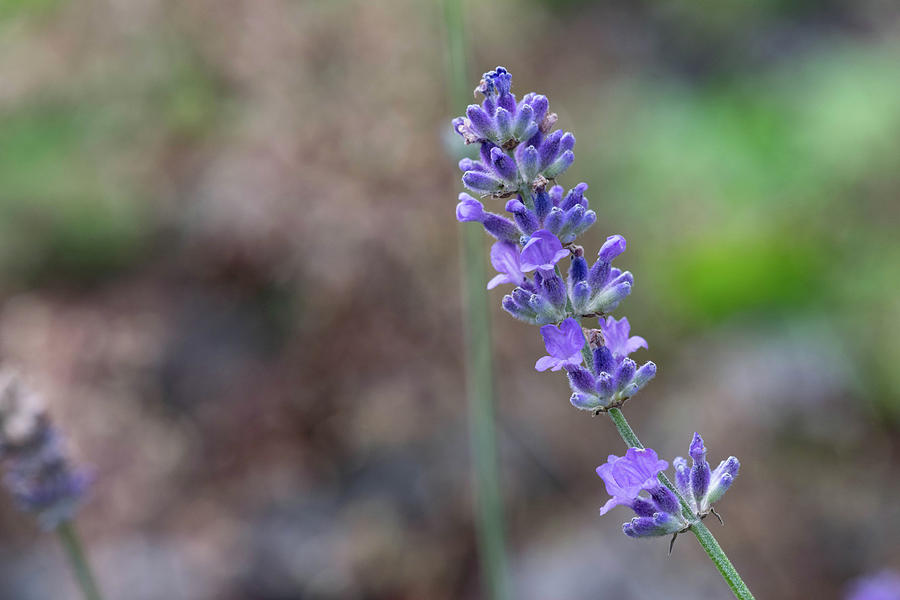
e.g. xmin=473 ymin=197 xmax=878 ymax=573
xmin=0 ymin=0 xmax=899 ymax=598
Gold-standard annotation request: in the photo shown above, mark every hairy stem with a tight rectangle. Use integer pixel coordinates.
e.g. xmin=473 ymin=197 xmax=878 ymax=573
xmin=606 ymin=408 xmax=755 ymax=600
xmin=443 ymin=1 xmax=510 ymax=599
xmin=57 ymin=521 xmax=103 ymax=600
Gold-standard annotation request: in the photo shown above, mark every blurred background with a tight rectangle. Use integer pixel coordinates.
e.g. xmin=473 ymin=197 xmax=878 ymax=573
xmin=0 ymin=0 xmax=898 ymax=598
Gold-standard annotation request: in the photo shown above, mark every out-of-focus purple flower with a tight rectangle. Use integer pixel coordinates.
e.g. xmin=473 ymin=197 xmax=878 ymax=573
xmin=487 ymin=241 xmax=527 ymax=290
xmin=672 ymin=433 xmax=740 ymax=517
xmin=535 ymin=318 xmax=584 ymax=372
xmin=520 ymin=230 xmax=569 ymax=272
xmin=847 ymin=570 xmax=900 ymax=600
xmin=596 ymin=447 xmax=669 ymax=515
xmin=0 ymin=371 xmax=92 ymax=529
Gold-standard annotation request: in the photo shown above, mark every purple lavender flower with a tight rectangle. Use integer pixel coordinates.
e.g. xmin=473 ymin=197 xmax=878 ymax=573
xmin=847 ymin=570 xmax=900 ymax=600
xmin=535 ymin=318 xmax=584 ymax=372
xmin=487 ymin=241 xmax=527 ymax=290
xmin=596 ymin=448 xmax=689 ymax=538
xmin=672 ymin=433 xmax=740 ymax=517
xmin=568 ymin=317 xmax=656 ymax=412
xmin=596 ymin=448 xmax=668 ymax=515
xmin=599 ymin=316 xmax=648 ymax=358
xmin=0 ymin=371 xmax=92 ymax=529
xmin=520 ymin=229 xmax=569 ymax=272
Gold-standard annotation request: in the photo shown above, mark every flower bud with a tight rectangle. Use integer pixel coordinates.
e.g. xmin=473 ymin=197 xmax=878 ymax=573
xmin=517 ymin=145 xmax=540 ymax=181
xmin=458 ymin=157 xmax=485 ymax=173
xmin=572 ymin=281 xmax=590 ymax=313
xmin=538 ymin=130 xmax=563 ymax=169
xmin=456 ymin=194 xmax=484 ymax=222
xmin=463 ymin=171 xmax=506 ymax=195
xmin=649 ymin=484 xmax=680 ymax=516
xmin=466 ymin=104 xmax=496 ymax=139
xmin=560 ymin=182 xmax=588 ymax=211
xmin=543 ymin=149 xmax=574 ymax=179
xmin=495 ymin=107 xmax=514 ymax=142
xmin=589 ymin=281 xmax=632 ymax=315
xmin=482 ymin=214 xmax=520 ymax=242
xmin=690 ymin=433 xmax=711 ymax=503
xmin=566 ymin=366 xmax=596 ymax=395
xmin=490 ymin=147 xmax=518 ymax=182
xmin=598 ymin=234 xmax=627 ymax=262
xmin=505 ymin=199 xmax=539 ymax=235
xmin=512 ymin=104 xmax=534 ymax=140
xmin=570 ymin=392 xmax=602 ymax=411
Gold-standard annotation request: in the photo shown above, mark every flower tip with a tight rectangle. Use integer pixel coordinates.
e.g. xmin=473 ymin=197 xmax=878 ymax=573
xmin=505 ymin=199 xmax=526 ymax=213
xmin=690 ymin=432 xmax=706 ymax=460
xmin=456 ymin=196 xmax=484 ymax=222
xmin=598 ymin=234 xmax=627 ymax=262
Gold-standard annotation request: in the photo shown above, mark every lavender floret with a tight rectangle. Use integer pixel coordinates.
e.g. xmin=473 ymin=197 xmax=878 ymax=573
xmin=535 ymin=318 xmax=585 ymax=372
xmin=596 ymin=448 xmax=689 ymax=538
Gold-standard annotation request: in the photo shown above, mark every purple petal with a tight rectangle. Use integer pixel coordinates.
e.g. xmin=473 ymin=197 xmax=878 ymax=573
xmin=534 ymin=355 xmax=559 ymax=372
xmin=625 ymin=335 xmax=648 ymax=354
xmin=520 ymin=229 xmax=568 ymax=272
xmin=599 ymin=497 xmax=623 ymax=516
xmin=539 ymin=318 xmax=584 ymax=360
xmin=487 ymin=274 xmax=511 ymax=290
xmin=489 ymin=241 xmax=524 ymax=286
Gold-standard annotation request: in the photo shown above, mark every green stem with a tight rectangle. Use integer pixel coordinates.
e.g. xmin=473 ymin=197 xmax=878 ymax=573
xmin=606 ymin=408 xmax=755 ymax=599
xmin=443 ymin=1 xmax=509 ymax=599
xmin=57 ymin=521 xmax=103 ymax=600
xmin=691 ymin=519 xmax=755 ymax=600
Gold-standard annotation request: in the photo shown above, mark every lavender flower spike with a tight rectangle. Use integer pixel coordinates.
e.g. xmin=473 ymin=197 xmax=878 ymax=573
xmin=0 ymin=370 xmax=92 ymax=529
xmin=535 ymin=318 xmax=584 ymax=372
xmin=451 ymin=65 xmax=756 ymax=598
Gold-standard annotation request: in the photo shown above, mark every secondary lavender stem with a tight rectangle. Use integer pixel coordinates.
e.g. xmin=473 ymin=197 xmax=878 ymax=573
xmin=57 ymin=521 xmax=103 ymax=600
xmin=443 ymin=1 xmax=510 ymax=598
